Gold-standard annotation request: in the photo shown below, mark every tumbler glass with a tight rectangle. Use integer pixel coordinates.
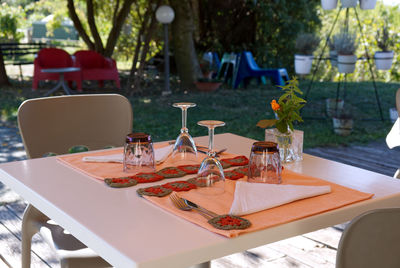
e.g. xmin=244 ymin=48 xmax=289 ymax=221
xmin=248 ymin=141 xmax=282 ymax=184
xmin=123 ymin=133 xmax=155 ymax=173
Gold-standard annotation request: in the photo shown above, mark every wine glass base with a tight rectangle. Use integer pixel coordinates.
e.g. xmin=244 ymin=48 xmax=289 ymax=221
xmin=192 ymin=179 xmax=225 ymax=195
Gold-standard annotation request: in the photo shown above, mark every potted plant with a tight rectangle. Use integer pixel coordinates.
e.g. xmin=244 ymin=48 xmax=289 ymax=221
xmin=321 ymin=0 xmax=338 ymax=10
xmin=195 ymin=57 xmax=222 ymax=91
xmin=294 ymin=33 xmax=320 ymax=75
xmin=360 ymin=0 xmax=377 ymax=9
xmin=334 ymin=30 xmax=358 ymax=73
xmin=375 ymin=23 xmax=395 ymax=70
xmin=341 ymin=0 xmax=357 ymax=8
xmin=328 ymin=37 xmax=338 ymax=67
xmin=326 ymin=98 xmax=344 ymax=117
xmin=257 ymin=77 xmax=306 ymax=163
xmin=332 ymin=105 xmax=353 ymax=136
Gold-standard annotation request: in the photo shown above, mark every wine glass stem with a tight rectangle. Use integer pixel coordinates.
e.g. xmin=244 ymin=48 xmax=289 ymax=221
xmin=208 ymin=127 xmax=214 ymax=156
xmin=181 ymin=107 xmax=188 ymax=133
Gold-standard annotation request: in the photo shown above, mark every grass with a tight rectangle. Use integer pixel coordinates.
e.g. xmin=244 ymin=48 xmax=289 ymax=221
xmin=1 ymin=78 xmax=399 ymax=149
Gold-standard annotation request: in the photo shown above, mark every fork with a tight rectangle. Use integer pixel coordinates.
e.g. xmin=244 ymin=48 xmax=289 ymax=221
xmin=169 ymin=193 xmax=215 ymax=219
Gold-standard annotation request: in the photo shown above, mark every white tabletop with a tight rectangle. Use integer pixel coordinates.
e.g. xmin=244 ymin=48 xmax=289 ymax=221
xmin=41 ymin=67 xmax=80 ymax=73
xmin=1 ymin=133 xmax=400 ymax=268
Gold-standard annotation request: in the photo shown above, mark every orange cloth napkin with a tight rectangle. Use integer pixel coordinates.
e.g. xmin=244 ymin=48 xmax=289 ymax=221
xmin=144 ymin=169 xmax=373 ymax=238
xmin=57 ymin=144 xmax=235 ymax=180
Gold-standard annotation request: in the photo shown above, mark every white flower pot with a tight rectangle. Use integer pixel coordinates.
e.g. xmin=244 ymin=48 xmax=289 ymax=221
xmin=326 ymin=98 xmax=344 ymax=117
xmin=360 ymin=0 xmax=377 ymax=9
xmin=375 ymin=51 xmax=394 ymax=70
xmin=338 ymin=54 xmax=357 ymax=74
xmin=329 ymin=50 xmax=338 ymax=67
xmin=294 ymin=55 xmax=313 ymax=75
xmin=321 ymin=0 xmax=338 ymax=10
xmin=341 ymin=0 xmax=357 ymax=7
xmin=333 ymin=117 xmax=353 ymax=136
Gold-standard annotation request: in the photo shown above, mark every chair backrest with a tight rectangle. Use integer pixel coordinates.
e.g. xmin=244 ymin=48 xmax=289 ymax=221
xmin=336 ymin=208 xmax=400 ymax=268
xmin=244 ymin=51 xmax=260 ymax=70
xmin=74 ymin=50 xmax=106 ymax=69
xmin=18 ymin=94 xmax=133 ymax=159
xmin=38 ymin=48 xmax=73 ymax=68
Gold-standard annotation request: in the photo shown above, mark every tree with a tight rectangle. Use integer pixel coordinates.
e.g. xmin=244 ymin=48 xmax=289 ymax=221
xmin=0 ymin=4 xmax=25 ymax=87
xmin=126 ymin=0 xmax=161 ymax=95
xmin=66 ymin=0 xmax=136 ymax=57
xmin=170 ymin=0 xmax=202 ymax=90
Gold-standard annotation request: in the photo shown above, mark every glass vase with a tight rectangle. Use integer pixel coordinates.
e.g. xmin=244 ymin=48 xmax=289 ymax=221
xmin=265 ymin=128 xmax=303 ymax=163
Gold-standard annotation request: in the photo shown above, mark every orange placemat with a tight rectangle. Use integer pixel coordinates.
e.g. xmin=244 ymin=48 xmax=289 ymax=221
xmin=57 ymin=144 xmax=237 ymax=180
xmin=144 ymin=169 xmax=373 ymax=238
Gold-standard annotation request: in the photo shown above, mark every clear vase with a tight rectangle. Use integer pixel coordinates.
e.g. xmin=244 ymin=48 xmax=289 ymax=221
xmin=265 ymin=128 xmax=303 ymax=163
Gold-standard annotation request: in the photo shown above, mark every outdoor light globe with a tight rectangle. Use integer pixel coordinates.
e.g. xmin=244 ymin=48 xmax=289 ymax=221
xmin=156 ymin=5 xmax=175 ymax=24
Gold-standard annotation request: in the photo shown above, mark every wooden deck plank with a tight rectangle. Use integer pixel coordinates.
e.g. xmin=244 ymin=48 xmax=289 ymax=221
xmin=0 ymin=202 xmax=60 ymax=268
xmin=0 ymin=216 xmax=48 ymax=268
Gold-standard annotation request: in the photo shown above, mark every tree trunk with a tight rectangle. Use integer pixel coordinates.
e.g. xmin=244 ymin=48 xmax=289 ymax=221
xmin=87 ymin=0 xmax=104 ymax=53
xmin=0 ymin=51 xmax=10 ymax=86
xmin=67 ymin=0 xmax=95 ymax=50
xmin=104 ymin=0 xmax=136 ymax=57
xmin=67 ymin=0 xmax=136 ymax=57
xmin=170 ymin=0 xmax=202 ymax=90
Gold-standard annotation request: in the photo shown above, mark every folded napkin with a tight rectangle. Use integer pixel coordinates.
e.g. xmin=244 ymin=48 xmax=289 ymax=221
xmin=386 ymin=117 xmax=400 ymax=149
xmin=229 ymin=181 xmax=331 ymax=216
xmin=82 ymin=145 xmax=173 ymax=164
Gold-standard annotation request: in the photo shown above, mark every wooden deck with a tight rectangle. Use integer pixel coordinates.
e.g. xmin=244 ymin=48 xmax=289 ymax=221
xmin=0 ymin=128 xmax=399 ymax=267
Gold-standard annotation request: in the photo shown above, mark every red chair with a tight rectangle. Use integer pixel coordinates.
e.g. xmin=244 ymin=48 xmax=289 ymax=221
xmin=74 ymin=50 xmax=121 ymax=89
xmin=32 ymin=48 xmax=82 ymax=91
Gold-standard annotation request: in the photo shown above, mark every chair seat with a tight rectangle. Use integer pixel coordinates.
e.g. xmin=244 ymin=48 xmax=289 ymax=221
xmin=39 ymin=222 xmax=111 ymax=267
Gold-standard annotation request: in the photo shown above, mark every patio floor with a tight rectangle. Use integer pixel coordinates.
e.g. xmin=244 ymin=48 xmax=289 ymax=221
xmin=0 ymin=121 xmax=399 ymax=267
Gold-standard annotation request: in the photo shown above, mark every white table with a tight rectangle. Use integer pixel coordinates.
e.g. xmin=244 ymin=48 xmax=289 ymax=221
xmin=41 ymin=67 xmax=80 ymax=96
xmin=1 ymin=133 xmax=400 ymax=268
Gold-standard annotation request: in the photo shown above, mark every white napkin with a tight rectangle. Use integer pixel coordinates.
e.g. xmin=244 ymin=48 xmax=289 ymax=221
xmin=386 ymin=117 xmax=400 ymax=149
xmin=229 ymin=181 xmax=331 ymax=216
xmin=82 ymin=145 xmax=173 ymax=164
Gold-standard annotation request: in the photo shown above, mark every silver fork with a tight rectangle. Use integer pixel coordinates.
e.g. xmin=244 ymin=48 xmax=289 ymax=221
xmin=169 ymin=193 xmax=215 ymax=219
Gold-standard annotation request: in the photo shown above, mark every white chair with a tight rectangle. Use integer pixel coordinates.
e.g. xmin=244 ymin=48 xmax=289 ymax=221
xmin=18 ymin=94 xmax=133 ymax=268
xmin=386 ymin=88 xmax=400 ymax=178
xmin=336 ymin=208 xmax=400 ymax=268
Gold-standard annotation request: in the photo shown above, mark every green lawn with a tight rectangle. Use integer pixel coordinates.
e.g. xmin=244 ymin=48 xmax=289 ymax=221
xmin=129 ymin=80 xmax=399 ymax=148
xmin=1 ymin=79 xmax=399 ymax=149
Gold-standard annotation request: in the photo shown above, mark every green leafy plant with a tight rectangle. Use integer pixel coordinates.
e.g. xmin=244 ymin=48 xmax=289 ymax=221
xmin=257 ymin=77 xmax=306 ymax=133
xmin=376 ymin=23 xmax=394 ymax=52
xmin=295 ymin=33 xmax=320 ymax=55
xmin=333 ymin=29 xmax=358 ymax=55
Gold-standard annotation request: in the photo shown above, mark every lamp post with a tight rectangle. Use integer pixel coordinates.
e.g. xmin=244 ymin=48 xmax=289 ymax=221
xmin=156 ymin=5 xmax=175 ymax=96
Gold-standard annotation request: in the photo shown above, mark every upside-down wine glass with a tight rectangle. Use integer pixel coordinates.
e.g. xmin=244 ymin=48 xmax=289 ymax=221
xmin=170 ymin=102 xmax=198 ymax=164
xmin=195 ymin=120 xmax=226 ymax=195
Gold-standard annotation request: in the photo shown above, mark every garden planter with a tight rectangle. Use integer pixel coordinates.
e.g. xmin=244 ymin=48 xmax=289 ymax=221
xmin=265 ymin=128 xmax=304 ymax=163
xmin=341 ymin=0 xmax=357 ymax=7
xmin=195 ymin=81 xmax=222 ymax=92
xmin=338 ymin=54 xmax=357 ymax=73
xmin=294 ymin=55 xmax=313 ymax=75
xmin=374 ymin=51 xmax=394 ymax=70
xmin=326 ymin=98 xmax=344 ymax=117
xmin=321 ymin=0 xmax=338 ymax=10
xmin=360 ymin=0 xmax=377 ymax=9
xmin=329 ymin=50 xmax=338 ymax=67
xmin=332 ymin=117 xmax=353 ymax=136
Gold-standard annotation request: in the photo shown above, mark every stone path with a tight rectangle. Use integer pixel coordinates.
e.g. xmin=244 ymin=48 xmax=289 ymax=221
xmin=0 ymin=122 xmax=398 ymax=267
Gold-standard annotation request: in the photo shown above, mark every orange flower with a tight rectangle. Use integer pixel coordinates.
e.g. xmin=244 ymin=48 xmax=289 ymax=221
xmin=270 ymin=100 xmax=280 ymax=111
